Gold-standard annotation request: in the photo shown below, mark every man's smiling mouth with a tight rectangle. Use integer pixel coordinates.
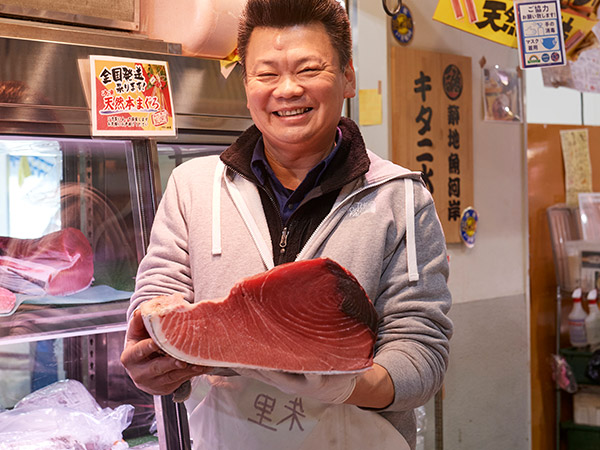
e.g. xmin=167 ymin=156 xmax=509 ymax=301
xmin=275 ymin=107 xmax=313 ymax=117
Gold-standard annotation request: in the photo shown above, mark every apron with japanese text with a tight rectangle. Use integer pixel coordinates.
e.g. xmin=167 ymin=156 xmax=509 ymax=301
xmin=186 ymin=375 xmax=410 ymax=450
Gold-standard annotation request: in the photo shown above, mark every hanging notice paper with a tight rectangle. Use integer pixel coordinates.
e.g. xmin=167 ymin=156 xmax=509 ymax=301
xmin=358 ymin=89 xmax=382 ymax=126
xmin=514 ymin=0 xmax=566 ymax=69
xmin=560 ymin=129 xmax=593 ymax=207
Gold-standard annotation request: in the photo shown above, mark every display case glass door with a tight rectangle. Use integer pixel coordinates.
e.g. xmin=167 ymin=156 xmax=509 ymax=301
xmin=0 ymin=135 xmax=156 ymax=447
xmin=156 ymin=143 xmax=228 ymax=192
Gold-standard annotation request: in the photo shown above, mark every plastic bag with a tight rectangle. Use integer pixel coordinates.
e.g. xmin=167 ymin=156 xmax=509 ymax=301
xmin=415 ymin=405 xmax=427 ymax=436
xmin=415 ymin=405 xmax=427 ymax=450
xmin=550 ymin=354 xmax=578 ymax=394
xmin=0 ymin=379 xmax=134 ymax=449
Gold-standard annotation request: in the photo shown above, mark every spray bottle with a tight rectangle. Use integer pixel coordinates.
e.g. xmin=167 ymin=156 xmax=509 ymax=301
xmin=568 ymin=287 xmax=588 ymax=348
xmin=585 ymin=289 xmax=600 ymax=351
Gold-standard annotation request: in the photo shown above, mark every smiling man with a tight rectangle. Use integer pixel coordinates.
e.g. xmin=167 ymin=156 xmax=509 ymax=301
xmin=121 ymin=1 xmax=453 ymax=449
xmin=242 ymin=21 xmax=355 ymax=191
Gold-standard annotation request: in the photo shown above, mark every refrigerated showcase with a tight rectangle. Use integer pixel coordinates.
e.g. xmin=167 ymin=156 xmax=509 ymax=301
xmin=0 ymin=135 xmax=155 ymax=446
xmin=0 ymin=35 xmax=251 ymax=449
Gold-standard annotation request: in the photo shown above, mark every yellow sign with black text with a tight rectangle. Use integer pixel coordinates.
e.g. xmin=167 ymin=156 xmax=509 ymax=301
xmin=433 ymin=0 xmax=597 ymax=55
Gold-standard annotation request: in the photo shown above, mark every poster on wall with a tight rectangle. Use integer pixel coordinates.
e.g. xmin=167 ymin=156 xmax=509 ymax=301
xmin=90 ymin=55 xmax=176 ymax=137
xmin=390 ymin=47 xmax=474 ymax=244
xmin=541 ymin=22 xmax=600 ymax=92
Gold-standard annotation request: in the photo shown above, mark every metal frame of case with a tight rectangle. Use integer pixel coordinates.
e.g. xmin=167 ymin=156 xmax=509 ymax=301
xmin=0 ymin=30 xmax=252 ymax=449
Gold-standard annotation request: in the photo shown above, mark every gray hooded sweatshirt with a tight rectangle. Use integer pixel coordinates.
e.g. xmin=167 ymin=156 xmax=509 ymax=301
xmin=128 ymin=120 xmax=453 ymax=449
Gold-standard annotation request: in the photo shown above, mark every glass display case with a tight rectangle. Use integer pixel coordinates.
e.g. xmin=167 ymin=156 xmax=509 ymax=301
xmin=0 ymin=34 xmax=252 ymax=449
xmin=0 ymin=136 xmax=141 ymax=336
xmin=156 ymin=143 xmax=229 ymax=193
xmin=0 ymin=135 xmax=155 ymax=447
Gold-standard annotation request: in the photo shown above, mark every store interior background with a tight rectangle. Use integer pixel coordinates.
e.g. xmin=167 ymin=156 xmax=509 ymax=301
xmin=358 ymin=1 xmax=529 ymax=448
xmin=6 ymin=0 xmax=598 ymax=448
xmin=360 ymin=0 xmax=600 ymax=449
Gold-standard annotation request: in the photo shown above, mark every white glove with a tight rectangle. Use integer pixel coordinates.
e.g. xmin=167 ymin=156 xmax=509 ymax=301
xmin=235 ymin=369 xmax=358 ymax=404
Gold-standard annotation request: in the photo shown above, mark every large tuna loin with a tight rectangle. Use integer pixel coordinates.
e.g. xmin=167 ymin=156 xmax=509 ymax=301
xmin=141 ymin=258 xmax=378 ymax=373
xmin=0 ymin=228 xmax=94 ymax=296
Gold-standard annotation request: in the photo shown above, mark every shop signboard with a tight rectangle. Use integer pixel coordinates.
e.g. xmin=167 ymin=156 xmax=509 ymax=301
xmin=514 ymin=0 xmax=566 ymax=69
xmin=390 ymin=47 xmax=473 ymax=244
xmin=90 ymin=56 xmax=176 ymax=137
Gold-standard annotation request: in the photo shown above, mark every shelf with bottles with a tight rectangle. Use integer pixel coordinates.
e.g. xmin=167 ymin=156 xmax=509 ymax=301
xmin=561 ymin=287 xmax=600 ymax=388
xmin=556 ymin=286 xmax=600 ymax=450
xmin=567 ymin=288 xmax=600 ymax=352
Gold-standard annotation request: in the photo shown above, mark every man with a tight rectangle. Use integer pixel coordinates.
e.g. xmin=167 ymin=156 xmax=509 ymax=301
xmin=121 ymin=0 xmax=452 ymax=448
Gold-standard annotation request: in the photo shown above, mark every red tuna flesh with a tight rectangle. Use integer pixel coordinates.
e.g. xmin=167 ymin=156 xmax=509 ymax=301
xmin=0 ymin=228 xmax=94 ymax=296
xmin=0 ymin=287 xmax=16 ymax=314
xmin=141 ymin=258 xmax=378 ymax=373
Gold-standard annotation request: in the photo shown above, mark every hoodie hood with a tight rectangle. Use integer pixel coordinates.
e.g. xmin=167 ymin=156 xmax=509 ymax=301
xmin=221 ymin=117 xmax=371 ymax=195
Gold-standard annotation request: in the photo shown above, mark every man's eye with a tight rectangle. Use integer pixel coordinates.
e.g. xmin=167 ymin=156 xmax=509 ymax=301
xmin=257 ymin=73 xmax=277 ymax=78
xmin=300 ymin=67 xmax=319 ymax=74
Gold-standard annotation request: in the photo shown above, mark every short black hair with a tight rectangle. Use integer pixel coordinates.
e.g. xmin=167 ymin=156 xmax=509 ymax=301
xmin=238 ymin=0 xmax=352 ymax=75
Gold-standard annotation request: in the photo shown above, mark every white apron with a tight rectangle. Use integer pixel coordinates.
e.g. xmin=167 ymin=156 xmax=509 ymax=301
xmin=186 ymin=375 xmax=410 ymax=450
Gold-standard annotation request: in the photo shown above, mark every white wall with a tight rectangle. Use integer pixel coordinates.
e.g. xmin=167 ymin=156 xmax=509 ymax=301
xmin=525 ymin=68 xmax=582 ymax=124
xmin=526 ymin=67 xmax=600 ymax=125
xmin=355 ymin=2 xmax=531 ymax=449
xmin=352 ymin=0 xmax=389 ymax=161
xmin=584 ymin=92 xmax=600 ymax=125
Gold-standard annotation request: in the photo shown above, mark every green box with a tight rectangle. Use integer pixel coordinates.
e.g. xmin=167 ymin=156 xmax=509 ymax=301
xmin=560 ymin=347 xmax=599 ymax=386
xmin=561 ymin=421 xmax=600 ymax=450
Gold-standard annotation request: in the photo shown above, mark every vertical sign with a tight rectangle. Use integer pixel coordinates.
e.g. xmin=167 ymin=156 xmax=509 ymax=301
xmin=514 ymin=0 xmax=566 ymax=69
xmin=390 ymin=47 xmax=473 ymax=244
xmin=90 ymin=55 xmax=176 ymax=137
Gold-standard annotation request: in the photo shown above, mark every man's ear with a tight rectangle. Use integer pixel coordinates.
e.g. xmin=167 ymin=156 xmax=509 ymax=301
xmin=343 ymin=59 xmax=357 ymax=99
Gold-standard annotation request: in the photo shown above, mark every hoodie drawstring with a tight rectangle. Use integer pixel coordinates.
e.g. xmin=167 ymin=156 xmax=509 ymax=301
xmin=405 ymin=178 xmax=419 ymax=282
xmin=216 ymin=162 xmax=274 ymax=270
xmin=214 ymin=161 xmax=419 ymax=281
xmin=212 ymin=161 xmax=225 ymax=256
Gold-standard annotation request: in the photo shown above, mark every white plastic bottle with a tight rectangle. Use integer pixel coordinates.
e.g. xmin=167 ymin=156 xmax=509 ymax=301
xmin=568 ymin=288 xmax=588 ymax=348
xmin=585 ymin=289 xmax=600 ymax=351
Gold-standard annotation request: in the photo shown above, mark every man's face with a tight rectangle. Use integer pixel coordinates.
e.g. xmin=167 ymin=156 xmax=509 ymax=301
xmin=244 ymin=22 xmax=356 ymax=155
